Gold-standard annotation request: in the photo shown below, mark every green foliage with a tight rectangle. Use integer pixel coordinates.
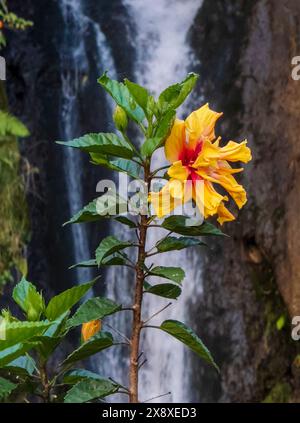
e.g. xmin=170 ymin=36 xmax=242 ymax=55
xmin=57 ymin=133 xmax=134 ymax=160
xmin=0 ymin=376 xmax=16 ymax=401
xmin=0 ymin=72 xmax=225 ymax=403
xmin=66 ymin=297 xmax=121 ymax=328
xmin=149 ymin=266 xmax=185 ymax=284
xmin=95 ymin=236 xmax=132 ymax=266
xmin=0 ymin=0 xmax=33 ymax=49
xmin=156 ymin=236 xmax=206 ymax=253
xmin=145 ymin=283 xmax=182 ymax=300
xmin=160 ymin=320 xmax=219 ymax=372
xmin=64 ymin=378 xmax=119 ymax=403
xmin=45 ymin=279 xmax=96 ymax=321
xmin=61 ymin=332 xmax=114 ymax=367
xmin=0 ymin=85 xmax=30 ymax=288
xmin=0 ymin=277 xmax=122 ymax=402
xmin=13 ymin=278 xmax=45 ymax=321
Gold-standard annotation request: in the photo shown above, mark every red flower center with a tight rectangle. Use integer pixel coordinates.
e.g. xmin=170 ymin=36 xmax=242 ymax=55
xmin=178 ymin=140 xmax=203 ymax=183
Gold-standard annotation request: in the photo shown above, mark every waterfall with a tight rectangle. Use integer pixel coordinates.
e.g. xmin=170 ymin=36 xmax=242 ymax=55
xmin=59 ymin=0 xmax=117 ymax=285
xmin=59 ymin=0 xmax=204 ymax=403
xmin=122 ymin=0 xmax=203 ymax=403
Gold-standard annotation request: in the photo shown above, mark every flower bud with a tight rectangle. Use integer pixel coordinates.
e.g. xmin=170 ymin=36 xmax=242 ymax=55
xmin=81 ymin=320 xmax=102 ymax=342
xmin=113 ymin=105 xmax=128 ymax=132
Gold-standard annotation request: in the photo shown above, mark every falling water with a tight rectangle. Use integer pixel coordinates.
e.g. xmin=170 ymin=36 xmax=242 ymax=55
xmin=59 ymin=0 xmax=204 ymax=402
xmin=123 ymin=0 xmax=203 ymax=403
xmin=59 ymin=0 xmax=117 ymax=285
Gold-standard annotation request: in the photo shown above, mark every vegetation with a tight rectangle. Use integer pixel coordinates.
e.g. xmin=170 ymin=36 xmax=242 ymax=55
xmin=0 ymin=1 xmax=32 ymax=288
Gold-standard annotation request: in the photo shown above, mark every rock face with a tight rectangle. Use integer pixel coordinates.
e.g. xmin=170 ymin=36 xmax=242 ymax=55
xmin=4 ymin=0 xmax=300 ymax=402
xmin=190 ymin=0 xmax=300 ymax=402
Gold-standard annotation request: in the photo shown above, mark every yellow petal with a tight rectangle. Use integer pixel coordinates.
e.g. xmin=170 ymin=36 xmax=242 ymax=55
xmin=165 ymin=119 xmax=186 ymax=163
xmin=202 ymin=181 xmax=225 ymax=218
xmin=212 ymin=170 xmax=247 ymax=209
xmin=185 ymin=103 xmax=223 ymax=147
xmin=217 ymin=202 xmax=235 ymax=225
xmin=192 ymin=139 xmax=220 ymax=168
xmin=168 ymin=160 xmax=189 ymax=181
xmin=81 ymin=320 xmax=102 ymax=342
xmin=219 ymin=140 xmax=252 ymax=163
xmin=149 ymin=180 xmax=192 ymax=218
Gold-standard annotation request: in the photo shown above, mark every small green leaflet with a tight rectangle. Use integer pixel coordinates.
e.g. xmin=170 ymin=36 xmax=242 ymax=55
xmin=145 ymin=283 xmax=181 ymax=299
xmin=12 ymin=277 xmax=45 ymax=321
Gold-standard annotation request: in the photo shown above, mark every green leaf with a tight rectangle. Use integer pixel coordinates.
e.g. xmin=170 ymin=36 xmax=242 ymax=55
xmin=69 ymin=259 xmax=97 ymax=269
xmin=12 ymin=277 xmax=45 ymax=321
xmin=4 ymin=355 xmax=36 ymax=376
xmin=124 ymin=79 xmax=149 ymax=114
xmin=141 ymin=110 xmax=176 ymax=157
xmin=45 ymin=279 xmax=96 ymax=321
xmin=149 ymin=266 xmax=185 ymax=284
xmin=158 ymin=72 xmax=199 ymax=113
xmin=66 ymin=297 xmax=121 ymax=329
xmin=0 ymin=110 xmax=30 ymax=138
xmin=141 ymin=137 xmax=162 ymax=157
xmin=96 ymin=236 xmax=132 ymax=266
xmin=57 ymin=133 xmax=134 ymax=159
xmin=162 ymin=216 xmax=226 ymax=237
xmin=0 ymin=344 xmax=34 ymax=367
xmin=61 ymin=332 xmax=114 ymax=366
xmin=154 ymin=109 xmax=176 ymax=140
xmin=64 ymin=192 xmax=128 ymax=225
xmin=98 ymin=73 xmax=145 ymax=123
xmin=62 ymin=369 xmax=108 ymax=385
xmin=64 ymin=378 xmax=119 ymax=403
xmin=145 ymin=283 xmax=182 ymax=299
xmin=160 ymin=320 xmax=219 ymax=372
xmin=0 ymin=321 xmax=51 ymax=351
xmin=156 ymin=236 xmax=206 ymax=252
xmin=90 ymin=155 xmax=141 ymax=179
xmin=70 ymin=252 xmax=129 ymax=270
xmin=31 ymin=336 xmax=62 ymax=361
xmin=0 ymin=377 xmax=17 ymax=401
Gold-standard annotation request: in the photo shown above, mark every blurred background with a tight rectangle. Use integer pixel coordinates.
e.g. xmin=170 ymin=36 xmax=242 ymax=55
xmin=1 ymin=0 xmax=300 ymax=402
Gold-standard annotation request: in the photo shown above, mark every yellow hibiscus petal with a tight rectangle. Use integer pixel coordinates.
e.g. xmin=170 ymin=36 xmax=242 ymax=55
xmin=202 ymin=181 xmax=225 ymax=218
xmin=219 ymin=140 xmax=252 ymax=163
xmin=164 ymin=119 xmax=186 ymax=163
xmin=168 ymin=160 xmax=189 ymax=181
xmin=185 ymin=103 xmax=223 ymax=147
xmin=192 ymin=139 xmax=220 ymax=168
xmin=213 ymin=171 xmax=247 ymax=209
xmin=217 ymin=202 xmax=235 ymax=225
xmin=149 ymin=180 xmax=192 ymax=218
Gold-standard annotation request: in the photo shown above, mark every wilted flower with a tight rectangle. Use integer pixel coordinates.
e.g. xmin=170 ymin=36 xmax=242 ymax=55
xmin=150 ymin=103 xmax=252 ymax=224
xmin=81 ymin=320 xmax=102 ymax=342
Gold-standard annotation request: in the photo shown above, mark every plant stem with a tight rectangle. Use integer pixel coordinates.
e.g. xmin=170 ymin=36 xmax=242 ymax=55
xmin=129 ymin=162 xmax=150 ymax=403
xmin=40 ymin=361 xmax=50 ymax=403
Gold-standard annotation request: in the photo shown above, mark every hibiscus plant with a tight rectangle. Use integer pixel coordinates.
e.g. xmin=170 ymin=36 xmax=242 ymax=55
xmin=0 ymin=73 xmax=251 ymax=403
